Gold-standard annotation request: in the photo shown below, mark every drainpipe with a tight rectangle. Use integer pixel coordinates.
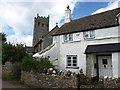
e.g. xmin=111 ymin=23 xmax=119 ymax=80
xmin=96 ymin=55 xmax=99 ymax=81
xmin=57 ymin=36 xmax=60 ymax=69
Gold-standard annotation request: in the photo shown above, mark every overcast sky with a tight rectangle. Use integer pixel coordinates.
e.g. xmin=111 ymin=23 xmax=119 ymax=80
xmin=0 ymin=0 xmax=119 ymax=46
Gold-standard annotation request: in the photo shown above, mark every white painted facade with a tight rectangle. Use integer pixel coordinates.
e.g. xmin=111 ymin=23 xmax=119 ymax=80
xmin=53 ymin=26 xmax=119 ymax=75
xmin=112 ymin=52 xmax=120 ymax=78
xmin=33 ymin=43 xmax=58 ymax=67
xmin=34 ymin=25 xmax=120 ymax=78
xmin=33 ymin=9 xmax=120 ymax=79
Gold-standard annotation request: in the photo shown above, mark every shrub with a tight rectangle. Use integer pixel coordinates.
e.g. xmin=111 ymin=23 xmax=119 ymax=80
xmin=21 ymin=56 xmax=54 ymax=73
xmin=21 ymin=55 xmax=38 ymax=72
xmin=2 ymin=43 xmax=27 ymax=64
xmin=37 ymin=57 xmax=54 ymax=73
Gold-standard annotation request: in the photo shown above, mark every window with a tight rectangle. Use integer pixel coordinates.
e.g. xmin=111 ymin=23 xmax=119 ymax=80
xmin=64 ymin=34 xmax=68 ymax=41
xmin=42 ymin=23 xmax=44 ymax=27
xmin=47 ymin=24 xmax=49 ymax=27
xmin=66 ymin=55 xmax=77 ymax=67
xmin=38 ymin=22 xmax=40 ymax=26
xmin=63 ymin=34 xmax=73 ymax=42
xmin=102 ymin=59 xmax=107 ymax=64
xmin=83 ymin=30 xmax=95 ymax=40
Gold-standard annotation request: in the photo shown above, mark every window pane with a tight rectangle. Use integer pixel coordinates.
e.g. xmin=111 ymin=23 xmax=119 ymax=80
xmin=68 ymin=64 xmax=71 ymax=66
xmin=64 ymin=35 xmax=67 ymax=41
xmin=73 ymin=64 xmax=77 ymax=66
xmin=85 ymin=34 xmax=89 ymax=37
xmin=73 ymin=60 xmax=76 ymax=63
xmin=68 ymin=60 xmax=71 ymax=63
xmin=73 ymin=56 xmax=77 ymax=59
xmin=84 ymin=31 xmax=95 ymax=39
xmin=90 ymin=31 xmax=95 ymax=38
xmin=83 ymin=32 xmax=89 ymax=39
xmin=69 ymin=34 xmax=73 ymax=41
xmin=67 ymin=57 xmax=71 ymax=59
xmin=102 ymin=59 xmax=107 ymax=64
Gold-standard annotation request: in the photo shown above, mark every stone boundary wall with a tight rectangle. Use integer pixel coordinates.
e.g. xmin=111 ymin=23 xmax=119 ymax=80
xmin=21 ymin=71 xmax=77 ymax=88
xmin=2 ymin=61 xmax=21 ymax=78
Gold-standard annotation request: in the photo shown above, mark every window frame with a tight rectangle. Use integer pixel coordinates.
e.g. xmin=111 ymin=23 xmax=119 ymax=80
xmin=66 ymin=55 xmax=78 ymax=68
xmin=102 ymin=59 xmax=108 ymax=65
xmin=83 ymin=30 xmax=95 ymax=40
xmin=63 ymin=34 xmax=73 ymax=42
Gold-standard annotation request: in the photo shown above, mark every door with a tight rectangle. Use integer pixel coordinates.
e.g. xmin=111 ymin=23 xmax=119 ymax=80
xmin=98 ymin=55 xmax=113 ymax=78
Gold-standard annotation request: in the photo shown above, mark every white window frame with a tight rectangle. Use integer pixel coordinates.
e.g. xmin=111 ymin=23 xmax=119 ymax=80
xmin=66 ymin=55 xmax=77 ymax=68
xmin=63 ymin=34 xmax=73 ymax=42
xmin=83 ymin=30 xmax=95 ymax=40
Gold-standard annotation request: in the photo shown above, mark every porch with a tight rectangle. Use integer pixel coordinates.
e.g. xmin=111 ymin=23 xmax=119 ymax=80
xmin=85 ymin=43 xmax=120 ymax=80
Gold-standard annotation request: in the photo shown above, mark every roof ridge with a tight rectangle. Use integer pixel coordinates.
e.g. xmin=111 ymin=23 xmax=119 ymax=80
xmin=53 ymin=7 xmax=120 ymax=36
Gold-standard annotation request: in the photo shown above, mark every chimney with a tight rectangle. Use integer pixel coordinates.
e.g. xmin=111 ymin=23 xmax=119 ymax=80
xmin=64 ymin=5 xmax=71 ymax=23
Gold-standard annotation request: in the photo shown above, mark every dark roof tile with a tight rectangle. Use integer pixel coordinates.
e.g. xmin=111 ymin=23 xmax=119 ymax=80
xmin=53 ymin=8 xmax=120 ymax=36
xmin=85 ymin=43 xmax=120 ymax=54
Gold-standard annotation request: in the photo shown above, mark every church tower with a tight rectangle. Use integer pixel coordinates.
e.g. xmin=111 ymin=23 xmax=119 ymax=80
xmin=33 ymin=14 xmax=49 ymax=52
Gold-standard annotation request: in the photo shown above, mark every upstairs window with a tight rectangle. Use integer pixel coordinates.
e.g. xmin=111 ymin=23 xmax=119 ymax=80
xmin=83 ymin=30 xmax=95 ymax=40
xmin=63 ymin=34 xmax=73 ymax=42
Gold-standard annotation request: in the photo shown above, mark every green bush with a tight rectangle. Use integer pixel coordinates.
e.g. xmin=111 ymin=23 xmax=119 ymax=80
xmin=21 ymin=55 xmax=38 ymax=72
xmin=21 ymin=55 xmax=54 ymax=73
xmin=2 ymin=43 xmax=27 ymax=64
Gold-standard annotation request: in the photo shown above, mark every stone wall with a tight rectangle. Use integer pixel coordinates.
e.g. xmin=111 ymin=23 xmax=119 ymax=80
xmin=21 ymin=71 xmax=77 ymax=88
xmin=86 ymin=54 xmax=94 ymax=78
xmin=103 ymin=76 xmax=118 ymax=88
xmin=2 ymin=61 xmax=21 ymax=78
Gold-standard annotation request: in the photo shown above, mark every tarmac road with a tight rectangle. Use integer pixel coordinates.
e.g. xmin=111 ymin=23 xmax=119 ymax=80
xmin=2 ymin=80 xmax=27 ymax=88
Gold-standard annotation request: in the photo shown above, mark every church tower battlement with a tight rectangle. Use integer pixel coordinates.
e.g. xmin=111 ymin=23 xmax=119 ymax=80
xmin=33 ymin=13 xmax=49 ymax=52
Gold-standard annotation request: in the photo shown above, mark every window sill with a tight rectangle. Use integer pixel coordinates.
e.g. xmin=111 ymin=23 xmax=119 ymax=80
xmin=84 ymin=38 xmax=95 ymax=41
xmin=62 ymin=40 xmax=81 ymax=44
xmin=66 ymin=66 xmax=79 ymax=69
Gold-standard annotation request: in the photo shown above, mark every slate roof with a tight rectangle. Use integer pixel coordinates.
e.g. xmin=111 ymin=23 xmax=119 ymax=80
xmin=84 ymin=43 xmax=120 ymax=54
xmin=53 ymin=8 xmax=120 ymax=36
xmin=34 ymin=25 xmax=59 ymax=48
xmin=26 ymin=46 xmax=35 ymax=54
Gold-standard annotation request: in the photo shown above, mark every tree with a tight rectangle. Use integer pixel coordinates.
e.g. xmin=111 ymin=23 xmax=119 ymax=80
xmin=21 ymin=56 xmax=54 ymax=73
xmin=0 ymin=33 xmax=6 ymax=43
xmin=2 ymin=43 xmax=27 ymax=64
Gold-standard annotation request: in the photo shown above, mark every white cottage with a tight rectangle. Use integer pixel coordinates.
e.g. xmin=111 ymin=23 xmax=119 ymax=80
xmin=33 ymin=6 xmax=120 ymax=80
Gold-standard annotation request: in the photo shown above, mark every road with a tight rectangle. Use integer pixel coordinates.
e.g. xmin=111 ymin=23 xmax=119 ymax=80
xmin=2 ymin=80 xmax=28 ymax=88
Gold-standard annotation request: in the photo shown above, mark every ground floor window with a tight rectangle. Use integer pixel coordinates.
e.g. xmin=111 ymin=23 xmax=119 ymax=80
xmin=66 ymin=55 xmax=77 ymax=68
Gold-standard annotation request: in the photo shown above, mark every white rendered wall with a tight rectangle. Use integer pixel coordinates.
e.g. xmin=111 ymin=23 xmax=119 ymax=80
xmin=112 ymin=52 xmax=120 ymax=78
xmin=36 ymin=44 xmax=58 ymax=66
xmin=118 ymin=53 xmax=120 ymax=77
xmin=34 ymin=26 xmax=119 ymax=75
xmin=95 ymin=27 xmax=119 ymax=40
xmin=57 ymin=26 xmax=119 ymax=74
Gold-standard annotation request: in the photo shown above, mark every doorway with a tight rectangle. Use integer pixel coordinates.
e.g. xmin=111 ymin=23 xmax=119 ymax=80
xmin=96 ymin=55 xmax=113 ymax=79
